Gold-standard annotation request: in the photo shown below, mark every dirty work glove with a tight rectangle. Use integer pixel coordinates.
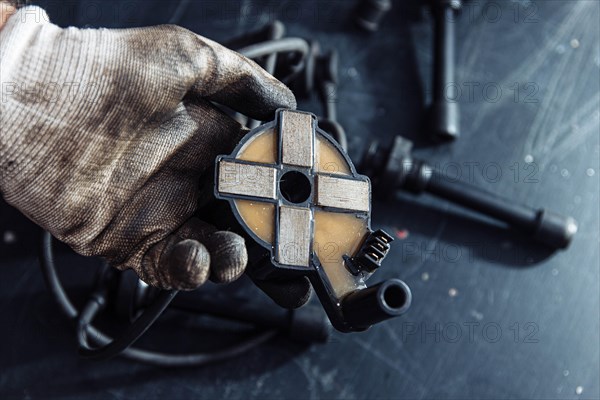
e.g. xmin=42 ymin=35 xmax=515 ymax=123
xmin=0 ymin=6 xmax=297 ymax=290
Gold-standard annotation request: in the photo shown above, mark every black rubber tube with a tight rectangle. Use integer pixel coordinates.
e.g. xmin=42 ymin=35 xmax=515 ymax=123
xmin=342 ymin=279 xmax=412 ymax=330
xmin=428 ymin=2 xmax=460 ymax=140
xmin=427 ymin=170 xmax=538 ymax=229
xmin=433 ymin=6 xmax=456 ymax=103
xmin=424 ymin=170 xmax=578 ymax=248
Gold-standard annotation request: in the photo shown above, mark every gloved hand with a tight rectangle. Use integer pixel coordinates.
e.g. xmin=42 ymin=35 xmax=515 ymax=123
xmin=0 ymin=6 xmax=297 ymax=290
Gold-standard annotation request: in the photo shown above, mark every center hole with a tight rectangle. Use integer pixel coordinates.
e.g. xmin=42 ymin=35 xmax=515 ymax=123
xmin=280 ymin=171 xmax=311 ymax=204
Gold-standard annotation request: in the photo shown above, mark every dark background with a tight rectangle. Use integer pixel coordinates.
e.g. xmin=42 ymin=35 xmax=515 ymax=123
xmin=1 ymin=1 xmax=599 ymax=399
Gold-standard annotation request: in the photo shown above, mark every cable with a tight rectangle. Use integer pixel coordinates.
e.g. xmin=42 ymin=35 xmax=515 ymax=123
xmin=78 ymin=289 xmax=179 ymax=360
xmin=40 ymin=231 xmax=276 ymax=367
xmin=262 ymin=21 xmax=286 ymax=76
xmin=237 ymin=38 xmax=310 ymax=60
xmin=40 ymin=231 xmax=78 ymax=319
xmin=80 ymin=323 xmax=276 ymax=367
xmin=236 ymin=37 xmax=348 ymax=150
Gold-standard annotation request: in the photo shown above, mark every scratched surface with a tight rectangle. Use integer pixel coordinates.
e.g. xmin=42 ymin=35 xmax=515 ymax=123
xmin=1 ymin=1 xmax=599 ymax=399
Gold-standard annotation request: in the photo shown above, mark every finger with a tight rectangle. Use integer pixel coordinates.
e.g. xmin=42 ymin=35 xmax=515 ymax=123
xmin=191 ymin=36 xmax=297 ymax=120
xmin=161 ymin=239 xmax=211 ymax=290
xmin=252 ymin=276 xmax=312 ymax=309
xmin=140 ymin=219 xmax=216 ymax=290
xmin=140 ymin=218 xmax=248 ymax=290
xmin=203 ymin=231 xmax=248 ymax=283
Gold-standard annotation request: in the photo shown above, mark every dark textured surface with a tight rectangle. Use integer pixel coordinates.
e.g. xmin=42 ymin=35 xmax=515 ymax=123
xmin=1 ymin=1 xmax=599 ymax=399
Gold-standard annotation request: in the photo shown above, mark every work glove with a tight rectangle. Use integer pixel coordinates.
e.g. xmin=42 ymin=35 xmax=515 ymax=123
xmin=0 ymin=6 xmax=304 ymax=293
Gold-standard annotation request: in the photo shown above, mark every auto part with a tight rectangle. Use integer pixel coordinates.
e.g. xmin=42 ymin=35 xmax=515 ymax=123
xmin=215 ymin=109 xmax=412 ymax=332
xmin=427 ymin=0 xmax=462 ymax=141
xmin=361 ymin=136 xmax=578 ymax=249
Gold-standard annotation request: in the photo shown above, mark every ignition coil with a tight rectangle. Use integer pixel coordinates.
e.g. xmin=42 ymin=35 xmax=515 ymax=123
xmin=215 ymin=109 xmax=412 ymax=332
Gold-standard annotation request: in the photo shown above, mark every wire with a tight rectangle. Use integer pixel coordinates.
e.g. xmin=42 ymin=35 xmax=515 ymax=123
xmin=237 ymin=38 xmax=310 ymax=60
xmin=262 ymin=21 xmax=286 ymax=75
xmin=235 ymin=34 xmax=347 ymax=150
xmin=236 ymin=36 xmax=348 ymax=151
xmin=78 ymin=289 xmax=179 ymax=360
xmin=40 ymin=231 xmax=78 ymax=319
xmin=82 ymin=324 xmax=276 ymax=367
xmin=40 ymin=230 xmax=276 ymax=367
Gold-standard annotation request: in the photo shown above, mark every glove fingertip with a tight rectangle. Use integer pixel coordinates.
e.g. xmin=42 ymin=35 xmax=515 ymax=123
xmin=205 ymin=231 xmax=248 ymax=283
xmin=253 ymin=81 xmax=297 ymax=120
xmin=163 ymin=239 xmax=211 ymax=290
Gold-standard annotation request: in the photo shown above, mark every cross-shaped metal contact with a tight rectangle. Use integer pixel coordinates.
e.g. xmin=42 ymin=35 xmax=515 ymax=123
xmin=216 ymin=109 xmax=371 ymax=270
